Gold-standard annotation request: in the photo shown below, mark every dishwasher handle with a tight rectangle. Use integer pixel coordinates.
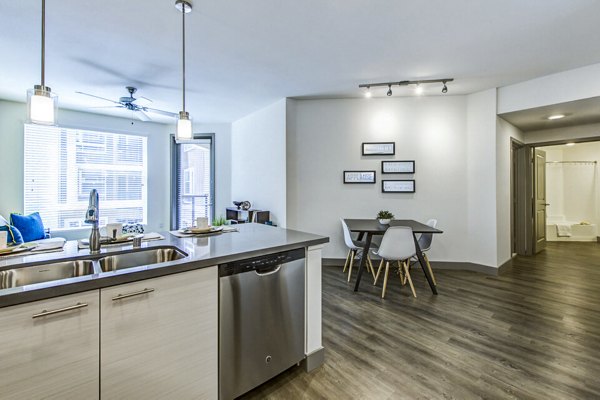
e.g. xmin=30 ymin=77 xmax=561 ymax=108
xmin=255 ymin=265 xmax=281 ymax=276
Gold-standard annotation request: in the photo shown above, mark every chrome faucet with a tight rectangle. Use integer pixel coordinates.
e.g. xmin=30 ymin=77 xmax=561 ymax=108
xmin=84 ymin=189 xmax=101 ymax=253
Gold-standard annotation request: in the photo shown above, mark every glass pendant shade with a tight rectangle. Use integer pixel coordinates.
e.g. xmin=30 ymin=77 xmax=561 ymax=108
xmin=176 ymin=111 xmax=193 ymax=140
xmin=27 ymin=85 xmax=57 ymax=125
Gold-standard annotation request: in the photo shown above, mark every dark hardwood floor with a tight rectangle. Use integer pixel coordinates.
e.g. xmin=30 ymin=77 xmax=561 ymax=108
xmin=242 ymin=242 xmax=600 ymax=399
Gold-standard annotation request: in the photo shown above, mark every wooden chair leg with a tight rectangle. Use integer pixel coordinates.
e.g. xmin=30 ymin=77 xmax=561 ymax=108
xmin=374 ymin=259 xmax=384 ymax=285
xmin=424 ymin=253 xmax=437 ymax=285
xmin=398 ymin=261 xmax=406 ymax=285
xmin=347 ymin=250 xmax=356 ymax=282
xmin=402 ymin=260 xmax=417 ymax=298
xmin=381 ymin=261 xmax=391 ymax=299
xmin=397 ymin=262 xmax=406 ymax=286
xmin=342 ymin=249 xmax=352 ymax=273
xmin=367 ymin=256 xmax=376 ymax=279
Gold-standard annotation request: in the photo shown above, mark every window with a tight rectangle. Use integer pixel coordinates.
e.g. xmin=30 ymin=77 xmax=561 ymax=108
xmin=24 ymin=124 xmax=147 ymax=231
xmin=171 ymin=135 xmax=214 ymax=229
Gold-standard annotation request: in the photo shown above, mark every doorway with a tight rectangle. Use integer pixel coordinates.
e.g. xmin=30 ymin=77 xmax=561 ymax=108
xmin=170 ymin=134 xmax=215 ymax=230
xmin=512 ymin=138 xmax=600 ymax=256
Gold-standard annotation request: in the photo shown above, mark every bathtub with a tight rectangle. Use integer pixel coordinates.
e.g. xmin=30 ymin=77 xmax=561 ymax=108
xmin=547 ymin=219 xmax=598 ymax=242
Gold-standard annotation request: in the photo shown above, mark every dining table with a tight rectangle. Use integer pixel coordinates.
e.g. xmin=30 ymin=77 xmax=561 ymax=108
xmin=344 ymin=219 xmax=443 ymax=294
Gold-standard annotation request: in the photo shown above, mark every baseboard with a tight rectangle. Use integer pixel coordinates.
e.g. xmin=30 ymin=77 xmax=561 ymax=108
xmin=302 ymin=347 xmax=325 ymax=372
xmin=430 ymin=261 xmax=500 ymax=276
xmin=498 ymin=257 xmax=514 ymax=275
xmin=323 ymin=258 xmax=500 ymax=276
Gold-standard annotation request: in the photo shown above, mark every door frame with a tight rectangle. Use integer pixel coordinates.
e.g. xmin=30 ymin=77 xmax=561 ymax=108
xmin=170 ymin=133 xmax=216 ymax=230
xmin=512 ymin=135 xmax=600 ymax=256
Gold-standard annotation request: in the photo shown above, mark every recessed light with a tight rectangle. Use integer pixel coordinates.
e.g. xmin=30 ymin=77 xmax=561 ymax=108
xmin=547 ymin=114 xmax=565 ymax=120
xmin=566 ymin=142 xmax=575 ymax=146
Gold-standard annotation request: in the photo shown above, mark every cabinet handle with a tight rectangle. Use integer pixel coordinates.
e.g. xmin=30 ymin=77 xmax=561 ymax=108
xmin=32 ymin=302 xmax=88 ymax=319
xmin=112 ymin=288 xmax=155 ymax=301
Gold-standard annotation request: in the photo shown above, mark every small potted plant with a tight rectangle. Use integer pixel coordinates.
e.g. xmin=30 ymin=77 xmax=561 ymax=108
xmin=377 ymin=210 xmax=394 ymax=225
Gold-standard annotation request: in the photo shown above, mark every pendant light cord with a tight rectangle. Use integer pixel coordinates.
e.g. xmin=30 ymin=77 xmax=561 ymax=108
xmin=182 ymin=4 xmax=186 ymax=112
xmin=41 ymin=0 xmax=45 ymax=87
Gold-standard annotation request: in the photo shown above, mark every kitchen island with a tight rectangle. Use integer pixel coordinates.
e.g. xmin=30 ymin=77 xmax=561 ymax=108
xmin=0 ymin=223 xmax=328 ymax=400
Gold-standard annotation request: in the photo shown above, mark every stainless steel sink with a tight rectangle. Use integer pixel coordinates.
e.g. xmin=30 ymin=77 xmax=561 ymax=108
xmin=98 ymin=247 xmax=186 ymax=272
xmin=0 ymin=260 xmax=95 ymax=289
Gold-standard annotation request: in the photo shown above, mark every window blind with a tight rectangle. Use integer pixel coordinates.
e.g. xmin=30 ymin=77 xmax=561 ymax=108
xmin=176 ymin=140 xmax=212 ymax=229
xmin=24 ymin=124 xmax=148 ymax=231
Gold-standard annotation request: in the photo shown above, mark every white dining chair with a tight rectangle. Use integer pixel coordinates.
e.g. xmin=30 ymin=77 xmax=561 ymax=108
xmin=373 ymin=226 xmax=417 ymax=298
xmin=340 ymin=219 xmax=377 ymax=282
xmin=413 ymin=218 xmax=438 ymax=285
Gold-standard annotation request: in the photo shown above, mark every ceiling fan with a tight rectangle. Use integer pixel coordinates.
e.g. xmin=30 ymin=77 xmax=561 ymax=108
xmin=76 ymin=86 xmax=178 ymax=121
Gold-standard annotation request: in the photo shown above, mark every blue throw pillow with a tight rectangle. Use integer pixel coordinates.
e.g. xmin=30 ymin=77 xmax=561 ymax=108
xmin=10 ymin=212 xmax=46 ymax=242
xmin=0 ymin=225 xmax=24 ymax=246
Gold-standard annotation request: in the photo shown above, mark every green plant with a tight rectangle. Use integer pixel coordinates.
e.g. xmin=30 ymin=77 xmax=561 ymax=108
xmin=377 ymin=210 xmax=394 ymax=219
xmin=212 ymin=215 xmax=227 ymax=226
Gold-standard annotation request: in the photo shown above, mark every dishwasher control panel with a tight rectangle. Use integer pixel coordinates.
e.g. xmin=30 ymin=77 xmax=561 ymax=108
xmin=219 ymin=248 xmax=305 ymax=277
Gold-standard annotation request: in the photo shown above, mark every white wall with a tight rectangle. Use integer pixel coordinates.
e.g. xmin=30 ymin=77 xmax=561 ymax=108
xmin=0 ymin=100 xmax=171 ymax=240
xmin=498 ymin=62 xmax=600 ymax=114
xmin=465 ymin=89 xmax=499 ymax=267
xmin=231 ymin=99 xmax=287 ymax=227
xmin=286 ymin=96 xmax=470 ymax=262
xmin=496 ymin=117 xmax=524 ymax=264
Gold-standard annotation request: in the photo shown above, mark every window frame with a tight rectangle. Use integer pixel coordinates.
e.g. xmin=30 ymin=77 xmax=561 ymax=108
xmin=23 ymin=123 xmax=148 ymax=232
xmin=170 ymin=133 xmax=215 ymax=230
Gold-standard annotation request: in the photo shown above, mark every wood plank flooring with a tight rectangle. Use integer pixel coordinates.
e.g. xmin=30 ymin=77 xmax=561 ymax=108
xmin=242 ymin=242 xmax=600 ymax=399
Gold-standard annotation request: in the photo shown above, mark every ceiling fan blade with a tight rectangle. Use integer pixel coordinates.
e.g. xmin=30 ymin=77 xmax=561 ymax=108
xmin=88 ymin=105 xmax=125 ymax=109
xmin=138 ymin=96 xmax=153 ymax=103
xmin=76 ymin=91 xmax=121 ymax=105
xmin=136 ymin=110 xmax=152 ymax=122
xmin=145 ymin=107 xmax=178 ymax=118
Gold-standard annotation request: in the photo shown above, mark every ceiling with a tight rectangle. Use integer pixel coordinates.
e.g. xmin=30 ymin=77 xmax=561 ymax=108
xmin=498 ymin=96 xmax=600 ymax=131
xmin=2 ymin=0 xmax=600 ymax=123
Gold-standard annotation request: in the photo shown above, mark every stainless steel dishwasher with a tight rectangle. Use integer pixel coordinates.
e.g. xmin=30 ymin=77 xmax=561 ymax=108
xmin=219 ymin=248 xmax=305 ymax=400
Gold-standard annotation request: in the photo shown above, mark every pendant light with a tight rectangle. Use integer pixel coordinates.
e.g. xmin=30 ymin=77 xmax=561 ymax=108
xmin=175 ymin=0 xmax=193 ymax=140
xmin=27 ymin=0 xmax=57 ymax=125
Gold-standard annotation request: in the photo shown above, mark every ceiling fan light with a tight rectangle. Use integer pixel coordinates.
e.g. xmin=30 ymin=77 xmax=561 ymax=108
xmin=176 ymin=111 xmax=193 ymax=140
xmin=27 ymin=85 xmax=57 ymax=125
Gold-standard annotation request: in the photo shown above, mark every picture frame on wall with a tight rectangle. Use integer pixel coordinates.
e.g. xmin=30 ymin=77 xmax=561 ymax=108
xmin=382 ymin=160 xmax=415 ymax=174
xmin=343 ymin=170 xmax=376 ymax=184
xmin=382 ymin=180 xmax=415 ymax=193
xmin=362 ymin=142 xmax=395 ymax=156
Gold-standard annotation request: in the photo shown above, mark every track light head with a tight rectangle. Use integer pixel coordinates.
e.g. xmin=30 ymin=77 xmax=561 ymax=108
xmin=415 ymin=84 xmax=423 ymax=95
xmin=441 ymin=81 xmax=448 ymax=94
xmin=364 ymin=86 xmax=372 ymax=98
xmin=387 ymin=85 xmax=392 ymax=96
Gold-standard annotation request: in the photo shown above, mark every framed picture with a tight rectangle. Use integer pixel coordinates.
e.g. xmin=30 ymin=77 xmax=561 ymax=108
xmin=382 ymin=160 xmax=415 ymax=174
xmin=344 ymin=170 xmax=376 ymax=184
xmin=362 ymin=142 xmax=395 ymax=156
xmin=382 ymin=180 xmax=415 ymax=193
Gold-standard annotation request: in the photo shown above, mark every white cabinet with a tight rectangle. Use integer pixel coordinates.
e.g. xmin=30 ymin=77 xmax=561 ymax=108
xmin=100 ymin=267 xmax=218 ymax=400
xmin=0 ymin=290 xmax=100 ymax=400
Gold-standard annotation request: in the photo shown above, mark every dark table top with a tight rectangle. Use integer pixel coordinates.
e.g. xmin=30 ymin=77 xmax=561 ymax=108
xmin=344 ymin=219 xmax=443 ymax=235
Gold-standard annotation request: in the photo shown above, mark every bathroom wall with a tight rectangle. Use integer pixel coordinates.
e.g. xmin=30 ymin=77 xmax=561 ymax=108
xmin=542 ymin=142 xmax=599 ymax=227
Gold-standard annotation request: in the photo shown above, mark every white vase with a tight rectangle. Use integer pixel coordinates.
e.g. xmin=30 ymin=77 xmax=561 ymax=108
xmin=378 ymin=218 xmax=391 ymax=225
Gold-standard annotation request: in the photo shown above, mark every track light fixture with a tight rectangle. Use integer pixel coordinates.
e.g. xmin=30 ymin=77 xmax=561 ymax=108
xmin=364 ymin=86 xmax=372 ymax=98
xmin=359 ymin=78 xmax=453 ymax=97
xmin=441 ymin=81 xmax=448 ymax=93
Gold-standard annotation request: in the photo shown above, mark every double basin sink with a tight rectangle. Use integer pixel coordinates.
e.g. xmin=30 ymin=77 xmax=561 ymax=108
xmin=0 ymin=247 xmax=186 ymax=290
